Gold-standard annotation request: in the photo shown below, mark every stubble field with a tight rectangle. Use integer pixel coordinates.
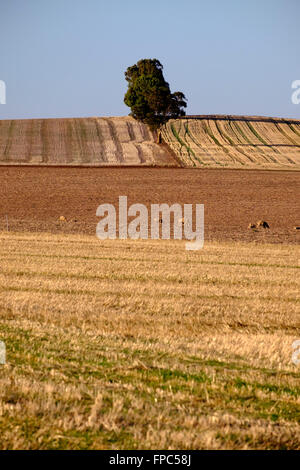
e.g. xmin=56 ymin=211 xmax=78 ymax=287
xmin=1 ymin=115 xmax=300 ymax=169
xmin=161 ymin=116 xmax=300 ymax=169
xmin=0 ymin=232 xmax=299 ymax=449
xmin=0 ymin=165 xmax=299 ymax=449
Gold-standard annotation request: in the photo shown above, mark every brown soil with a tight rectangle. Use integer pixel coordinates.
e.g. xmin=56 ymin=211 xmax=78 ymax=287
xmin=0 ymin=167 xmax=299 ymax=244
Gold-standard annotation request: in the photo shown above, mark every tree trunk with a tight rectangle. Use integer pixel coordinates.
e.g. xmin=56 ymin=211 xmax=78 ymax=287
xmin=157 ymin=130 xmax=162 ymax=144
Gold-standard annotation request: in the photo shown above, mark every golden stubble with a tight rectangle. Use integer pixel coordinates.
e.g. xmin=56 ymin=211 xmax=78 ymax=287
xmin=0 ymin=232 xmax=299 ymax=449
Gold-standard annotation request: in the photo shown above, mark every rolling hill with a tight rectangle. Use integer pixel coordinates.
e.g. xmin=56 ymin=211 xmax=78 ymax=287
xmin=161 ymin=115 xmax=300 ymax=168
xmin=1 ymin=114 xmax=300 ymax=168
xmin=0 ymin=116 xmax=175 ymax=166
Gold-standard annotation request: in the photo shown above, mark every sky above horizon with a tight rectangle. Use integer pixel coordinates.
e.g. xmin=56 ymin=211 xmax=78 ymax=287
xmin=1 ymin=0 xmax=300 ymax=120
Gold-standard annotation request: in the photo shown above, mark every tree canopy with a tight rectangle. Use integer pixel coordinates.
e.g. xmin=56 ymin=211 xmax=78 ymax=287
xmin=124 ymin=59 xmax=187 ymax=130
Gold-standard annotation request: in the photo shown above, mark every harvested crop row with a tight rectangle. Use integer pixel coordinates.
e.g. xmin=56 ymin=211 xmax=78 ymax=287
xmin=0 ymin=232 xmax=299 ymax=449
xmin=0 ymin=116 xmax=176 ymax=166
xmin=161 ymin=117 xmax=300 ymax=168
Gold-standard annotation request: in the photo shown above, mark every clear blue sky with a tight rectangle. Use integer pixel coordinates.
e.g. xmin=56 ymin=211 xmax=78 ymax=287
xmin=1 ymin=0 xmax=299 ymax=120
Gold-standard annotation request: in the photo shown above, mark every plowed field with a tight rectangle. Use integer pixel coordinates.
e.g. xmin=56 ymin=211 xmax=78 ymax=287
xmin=0 ymin=167 xmax=299 ymax=244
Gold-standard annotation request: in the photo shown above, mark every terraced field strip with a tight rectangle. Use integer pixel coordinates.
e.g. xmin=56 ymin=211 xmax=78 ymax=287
xmin=0 ymin=232 xmax=299 ymax=449
xmin=0 ymin=116 xmax=177 ymax=166
xmin=161 ymin=116 xmax=300 ymax=169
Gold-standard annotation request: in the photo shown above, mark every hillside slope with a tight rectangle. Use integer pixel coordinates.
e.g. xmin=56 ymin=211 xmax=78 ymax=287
xmin=0 ymin=116 xmax=176 ymax=166
xmin=1 ymin=114 xmax=300 ymax=168
xmin=161 ymin=115 xmax=300 ymax=169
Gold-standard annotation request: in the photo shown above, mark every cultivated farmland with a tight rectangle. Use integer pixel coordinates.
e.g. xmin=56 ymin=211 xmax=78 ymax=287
xmin=0 ymin=232 xmax=299 ymax=449
xmin=0 ymin=115 xmax=299 ymax=450
xmin=1 ymin=115 xmax=300 ymax=169
xmin=0 ymin=167 xmax=299 ymax=244
xmin=161 ymin=116 xmax=300 ymax=169
xmin=0 ymin=116 xmax=175 ymax=166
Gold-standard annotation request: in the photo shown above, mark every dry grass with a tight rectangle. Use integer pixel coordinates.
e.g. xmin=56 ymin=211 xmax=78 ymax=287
xmin=0 ymin=232 xmax=299 ymax=449
xmin=161 ymin=117 xmax=300 ymax=169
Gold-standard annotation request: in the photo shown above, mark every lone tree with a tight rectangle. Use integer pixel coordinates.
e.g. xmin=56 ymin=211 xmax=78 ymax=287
xmin=124 ymin=59 xmax=187 ymax=130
